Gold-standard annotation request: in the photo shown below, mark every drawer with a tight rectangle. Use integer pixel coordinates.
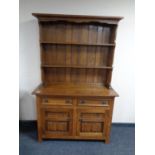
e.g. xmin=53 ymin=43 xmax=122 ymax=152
xmin=78 ymin=99 xmax=109 ymax=107
xmin=42 ymin=97 xmax=73 ymax=106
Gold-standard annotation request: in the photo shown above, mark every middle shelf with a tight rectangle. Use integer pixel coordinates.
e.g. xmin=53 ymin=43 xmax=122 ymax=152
xmin=40 ymin=41 xmax=115 ymax=47
xmin=41 ymin=64 xmax=113 ymax=69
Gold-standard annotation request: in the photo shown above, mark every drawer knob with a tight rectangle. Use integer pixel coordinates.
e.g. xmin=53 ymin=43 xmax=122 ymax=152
xmin=66 ymin=99 xmax=71 ymax=104
xmin=80 ymin=100 xmax=85 ymax=104
xmin=102 ymin=101 xmax=108 ymax=105
xmin=44 ymin=98 xmax=48 ymax=103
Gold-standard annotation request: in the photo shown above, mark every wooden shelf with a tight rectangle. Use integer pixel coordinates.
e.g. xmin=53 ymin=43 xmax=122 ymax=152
xmin=33 ymin=83 xmax=118 ymax=97
xmin=41 ymin=64 xmax=113 ymax=69
xmin=40 ymin=41 xmax=115 ymax=47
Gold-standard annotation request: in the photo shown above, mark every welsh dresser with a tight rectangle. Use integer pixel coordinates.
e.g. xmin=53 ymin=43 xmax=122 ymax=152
xmin=32 ymin=13 xmax=122 ymax=143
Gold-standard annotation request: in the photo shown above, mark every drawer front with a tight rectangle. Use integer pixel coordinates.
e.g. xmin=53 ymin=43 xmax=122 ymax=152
xmin=42 ymin=97 xmax=73 ymax=106
xmin=77 ymin=108 xmax=109 ymax=138
xmin=42 ymin=108 xmax=73 ymax=136
xmin=78 ymin=98 xmax=109 ymax=107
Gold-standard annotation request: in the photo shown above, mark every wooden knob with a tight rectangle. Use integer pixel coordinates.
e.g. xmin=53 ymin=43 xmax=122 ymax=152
xmin=44 ymin=98 xmax=48 ymax=103
xmin=80 ymin=100 xmax=85 ymax=104
xmin=101 ymin=101 xmax=108 ymax=106
xmin=66 ymin=99 xmax=71 ymax=103
xmin=102 ymin=101 xmax=106 ymax=104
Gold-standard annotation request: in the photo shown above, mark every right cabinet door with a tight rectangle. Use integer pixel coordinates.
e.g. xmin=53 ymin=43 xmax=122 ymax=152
xmin=77 ymin=107 xmax=109 ymax=139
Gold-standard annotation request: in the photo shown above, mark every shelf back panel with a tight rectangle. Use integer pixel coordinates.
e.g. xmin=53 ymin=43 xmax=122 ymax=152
xmin=42 ymin=45 xmax=110 ymax=67
xmin=40 ymin=22 xmax=116 ymax=44
xmin=43 ymin=68 xmax=107 ymax=85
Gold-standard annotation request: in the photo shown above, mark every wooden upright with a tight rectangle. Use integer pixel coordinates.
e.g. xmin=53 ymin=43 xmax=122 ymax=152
xmin=32 ymin=13 xmax=122 ymax=143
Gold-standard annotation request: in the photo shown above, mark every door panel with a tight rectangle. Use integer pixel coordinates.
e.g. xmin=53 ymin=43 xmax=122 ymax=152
xmin=77 ymin=108 xmax=108 ymax=138
xmin=42 ymin=108 xmax=73 ymax=137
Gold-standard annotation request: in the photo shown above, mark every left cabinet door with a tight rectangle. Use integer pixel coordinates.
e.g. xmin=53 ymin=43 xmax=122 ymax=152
xmin=42 ymin=108 xmax=73 ymax=138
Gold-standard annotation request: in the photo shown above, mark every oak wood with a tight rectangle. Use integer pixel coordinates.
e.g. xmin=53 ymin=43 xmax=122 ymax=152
xmin=36 ymin=96 xmax=42 ymax=142
xmin=42 ymin=108 xmax=73 ymax=136
xmin=77 ymin=107 xmax=108 ymax=138
xmin=41 ymin=64 xmax=113 ymax=69
xmin=32 ymin=13 xmax=122 ymax=143
xmin=33 ymin=84 xmax=118 ymax=97
xmin=105 ymin=99 xmax=114 ymax=144
xmin=40 ymin=42 xmax=115 ymax=46
xmin=32 ymin=13 xmax=123 ymax=24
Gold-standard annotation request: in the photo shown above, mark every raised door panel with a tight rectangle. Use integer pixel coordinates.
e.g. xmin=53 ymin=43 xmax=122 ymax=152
xmin=77 ymin=108 xmax=108 ymax=138
xmin=42 ymin=108 xmax=73 ymax=137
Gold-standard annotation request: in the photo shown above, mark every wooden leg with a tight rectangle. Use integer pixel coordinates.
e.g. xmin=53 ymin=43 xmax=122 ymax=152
xmin=38 ymin=131 xmax=42 ymax=142
xmin=37 ymin=118 xmax=42 ymax=142
xmin=36 ymin=96 xmax=42 ymax=142
xmin=105 ymin=99 xmax=114 ymax=144
xmin=105 ymin=139 xmax=110 ymax=144
xmin=105 ymin=138 xmax=110 ymax=144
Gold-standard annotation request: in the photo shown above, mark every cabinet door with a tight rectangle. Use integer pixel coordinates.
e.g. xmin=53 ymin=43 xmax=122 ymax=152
xmin=77 ymin=108 xmax=108 ymax=138
xmin=42 ymin=108 xmax=73 ymax=137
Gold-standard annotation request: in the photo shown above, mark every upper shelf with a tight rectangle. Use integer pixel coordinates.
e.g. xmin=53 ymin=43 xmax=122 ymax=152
xmin=41 ymin=64 xmax=113 ymax=69
xmin=40 ymin=41 xmax=115 ymax=47
xmin=32 ymin=13 xmax=123 ymax=25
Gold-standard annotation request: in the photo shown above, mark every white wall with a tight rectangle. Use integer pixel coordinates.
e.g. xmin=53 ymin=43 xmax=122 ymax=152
xmin=19 ymin=0 xmax=134 ymax=123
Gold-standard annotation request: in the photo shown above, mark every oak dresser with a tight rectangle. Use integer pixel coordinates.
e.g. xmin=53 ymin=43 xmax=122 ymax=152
xmin=32 ymin=13 xmax=122 ymax=143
